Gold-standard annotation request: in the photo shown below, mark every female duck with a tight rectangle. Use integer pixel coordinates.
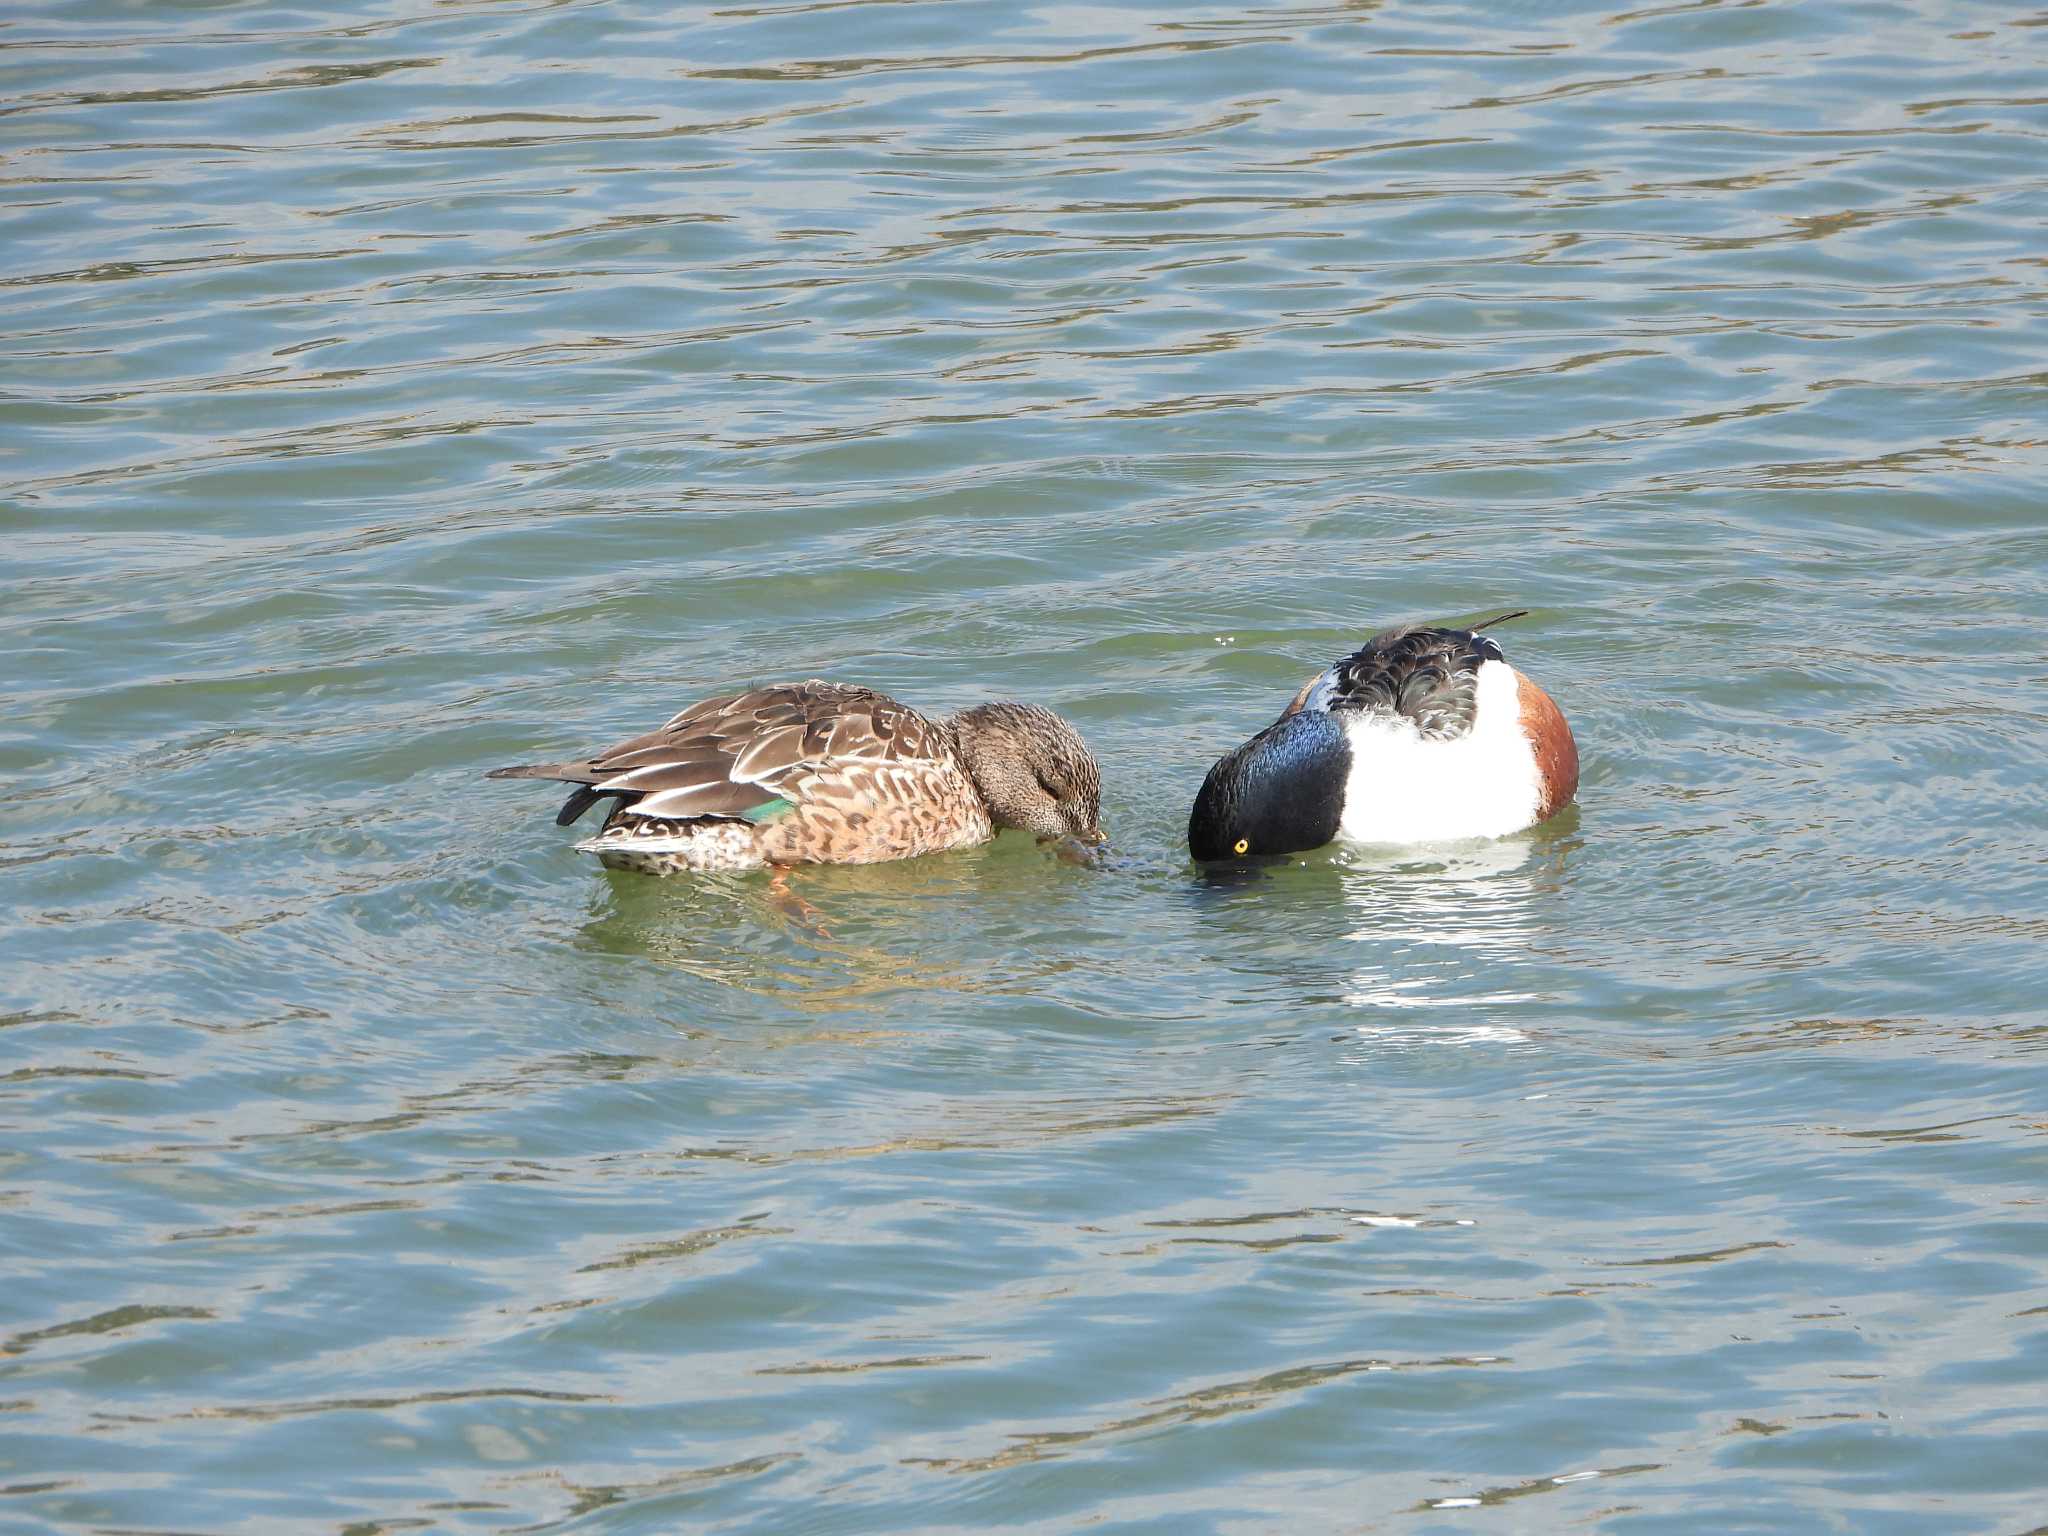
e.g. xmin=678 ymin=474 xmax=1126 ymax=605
xmin=1187 ymin=614 xmax=1576 ymax=860
xmin=491 ymin=680 xmax=1102 ymax=875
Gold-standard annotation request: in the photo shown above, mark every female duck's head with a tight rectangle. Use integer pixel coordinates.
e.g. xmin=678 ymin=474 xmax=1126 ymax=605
xmin=951 ymin=701 xmax=1104 ymax=845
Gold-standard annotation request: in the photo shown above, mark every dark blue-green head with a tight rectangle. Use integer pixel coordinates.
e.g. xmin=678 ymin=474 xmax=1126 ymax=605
xmin=1186 ymin=707 xmax=1351 ymax=862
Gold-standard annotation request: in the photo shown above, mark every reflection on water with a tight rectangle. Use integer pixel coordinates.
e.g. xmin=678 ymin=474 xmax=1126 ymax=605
xmin=571 ymin=844 xmax=1086 ymax=1015
xmin=1171 ymin=826 xmax=1574 ymax=1047
xmin=1334 ymin=832 xmax=1570 ymax=1041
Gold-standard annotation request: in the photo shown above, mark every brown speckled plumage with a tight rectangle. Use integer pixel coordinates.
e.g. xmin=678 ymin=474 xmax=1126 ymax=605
xmin=488 ymin=680 xmax=1099 ymax=874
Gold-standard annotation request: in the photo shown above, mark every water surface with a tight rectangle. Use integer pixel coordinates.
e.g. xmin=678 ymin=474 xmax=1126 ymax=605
xmin=5 ymin=0 xmax=2048 ymax=1530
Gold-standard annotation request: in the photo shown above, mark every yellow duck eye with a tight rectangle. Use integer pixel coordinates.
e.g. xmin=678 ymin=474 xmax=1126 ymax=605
xmin=1233 ymin=838 xmax=1250 ymax=855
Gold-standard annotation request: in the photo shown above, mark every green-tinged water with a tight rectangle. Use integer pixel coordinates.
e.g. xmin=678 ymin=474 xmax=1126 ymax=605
xmin=5 ymin=1 xmax=2046 ymax=1530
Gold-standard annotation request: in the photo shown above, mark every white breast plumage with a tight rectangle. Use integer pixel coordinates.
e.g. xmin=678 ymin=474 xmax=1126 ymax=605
xmin=1334 ymin=660 xmax=1543 ymax=844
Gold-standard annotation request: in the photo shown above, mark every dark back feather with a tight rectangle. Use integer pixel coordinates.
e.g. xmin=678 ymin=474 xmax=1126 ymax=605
xmin=1322 ymin=621 xmax=1515 ymax=741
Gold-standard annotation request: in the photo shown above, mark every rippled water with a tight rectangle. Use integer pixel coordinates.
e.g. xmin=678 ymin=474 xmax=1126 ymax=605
xmin=7 ymin=0 xmax=2048 ymax=1530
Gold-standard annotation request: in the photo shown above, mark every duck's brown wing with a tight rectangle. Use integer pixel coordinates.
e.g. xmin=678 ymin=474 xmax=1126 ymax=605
xmin=1307 ymin=613 xmax=1526 ymax=741
xmin=487 ymin=681 xmax=950 ymax=825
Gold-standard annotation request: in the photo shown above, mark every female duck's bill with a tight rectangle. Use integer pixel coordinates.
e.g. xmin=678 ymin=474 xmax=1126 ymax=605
xmin=1187 ymin=614 xmax=1577 ymax=862
xmin=488 ymin=680 xmax=1103 ymax=876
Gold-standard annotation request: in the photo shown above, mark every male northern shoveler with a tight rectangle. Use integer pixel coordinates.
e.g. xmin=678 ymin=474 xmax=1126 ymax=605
xmin=1187 ymin=613 xmax=1577 ymax=860
xmin=489 ymin=680 xmax=1103 ymax=875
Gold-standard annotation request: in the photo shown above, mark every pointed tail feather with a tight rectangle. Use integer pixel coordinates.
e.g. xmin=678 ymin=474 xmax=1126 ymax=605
xmin=1471 ymin=610 xmax=1529 ymax=632
xmin=485 ymin=761 xmax=596 ymax=783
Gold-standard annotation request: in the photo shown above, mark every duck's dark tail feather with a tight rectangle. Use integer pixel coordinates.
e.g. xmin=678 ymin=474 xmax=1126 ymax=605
xmin=553 ymin=783 xmax=617 ymax=827
xmin=1471 ymin=609 xmax=1529 ymax=632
